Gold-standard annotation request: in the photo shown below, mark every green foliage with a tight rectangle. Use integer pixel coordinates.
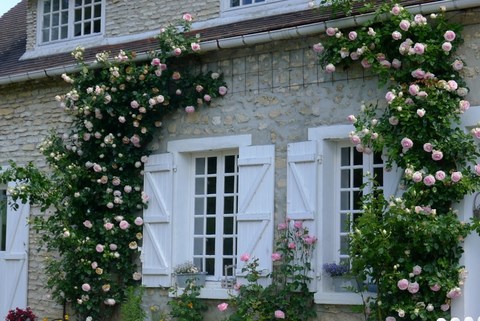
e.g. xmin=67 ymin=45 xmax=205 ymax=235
xmin=313 ymin=1 xmax=480 ymax=320
xmin=225 ymin=220 xmax=317 ymax=321
xmin=168 ymin=280 xmax=208 ymax=321
xmin=120 ymin=287 xmax=147 ymax=321
xmin=0 ymin=14 xmax=226 ymax=321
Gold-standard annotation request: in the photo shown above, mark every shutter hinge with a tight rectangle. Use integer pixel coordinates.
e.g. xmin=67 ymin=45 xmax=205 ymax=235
xmin=317 ymin=155 xmax=323 ymax=164
xmin=173 ymin=166 xmax=177 ymax=172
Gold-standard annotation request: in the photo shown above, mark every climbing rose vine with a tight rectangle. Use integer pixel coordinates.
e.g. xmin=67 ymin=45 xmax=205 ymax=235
xmin=314 ymin=2 xmax=480 ymax=321
xmin=1 ymin=14 xmax=226 ymax=321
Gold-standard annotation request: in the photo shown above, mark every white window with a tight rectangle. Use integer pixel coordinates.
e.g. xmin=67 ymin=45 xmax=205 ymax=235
xmin=296 ymin=125 xmax=400 ymax=305
xmin=39 ymin=0 xmax=103 ymax=44
xmin=142 ymin=135 xmax=275 ymax=298
xmin=220 ymin=0 xmax=310 ymax=20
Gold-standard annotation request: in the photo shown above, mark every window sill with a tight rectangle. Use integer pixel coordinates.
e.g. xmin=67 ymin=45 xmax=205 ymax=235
xmin=314 ymin=290 xmax=373 ymax=305
xmin=169 ymin=282 xmax=236 ymax=300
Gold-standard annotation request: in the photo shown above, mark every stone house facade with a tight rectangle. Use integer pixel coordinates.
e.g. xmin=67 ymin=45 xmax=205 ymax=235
xmin=1 ymin=0 xmax=480 ymax=320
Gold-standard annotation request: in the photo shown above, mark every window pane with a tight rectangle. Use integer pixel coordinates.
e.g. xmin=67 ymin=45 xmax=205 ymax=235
xmin=195 ymin=158 xmax=205 ymax=174
xmin=231 ymin=0 xmax=239 ymax=7
xmin=194 ymin=258 xmax=203 ymax=272
xmin=225 ymin=155 xmax=235 ymax=173
xmin=85 ymin=6 xmax=91 ymax=19
xmin=340 ymin=213 xmax=349 ymax=233
xmin=44 ymin=0 xmax=51 ymax=12
xmin=94 ymin=4 xmax=101 ymax=17
xmin=224 ymin=176 xmax=235 ymax=193
xmin=243 ymin=0 xmax=252 ymax=4
xmin=206 ymin=258 xmax=215 ymax=275
xmin=84 ymin=21 xmax=91 ymax=35
xmin=53 ymin=0 xmax=59 ymax=11
xmin=206 ymin=197 xmax=216 ymax=214
xmin=340 ymin=191 xmax=350 ymax=210
xmin=85 ymin=0 xmax=92 ymax=4
xmin=207 ymin=177 xmax=216 ymax=194
xmin=74 ymin=8 xmax=82 ymax=22
xmin=206 ymin=238 xmax=215 ymax=255
xmin=340 ymin=169 xmax=350 ymax=188
xmin=374 ymin=167 xmax=383 ymax=185
xmin=42 ymin=30 xmax=50 ymax=43
xmin=353 ymin=149 xmax=363 ymax=165
xmin=75 ymin=0 xmax=83 ymax=6
xmin=195 ymin=177 xmax=205 ymax=194
xmin=61 ymin=11 xmax=68 ymax=24
xmin=224 ymin=217 xmax=234 ymax=235
xmin=194 ymin=198 xmax=204 ymax=215
xmin=51 ymin=27 xmax=59 ymax=40
xmin=194 ymin=238 xmax=203 ymax=255
xmin=224 ymin=196 xmax=234 ymax=214
xmin=52 ymin=13 xmax=59 ymax=26
xmin=340 ymin=235 xmax=349 ymax=255
xmin=207 ymin=157 xmax=217 ymax=174
xmin=223 ymin=258 xmax=234 ymax=275
xmin=93 ymin=19 xmax=101 ymax=33
xmin=373 ymin=152 xmax=383 ymax=164
xmin=353 ymin=191 xmax=363 ymax=210
xmin=60 ymin=26 xmax=68 ymax=39
xmin=74 ymin=23 xmax=81 ymax=36
xmin=194 ymin=217 xmax=204 ymax=235
xmin=353 ymin=168 xmax=363 ymax=187
xmin=43 ymin=15 xmax=50 ymax=28
xmin=341 ymin=147 xmax=350 ymax=166
xmin=62 ymin=0 xmax=69 ymax=9
xmin=223 ymin=238 xmax=233 ymax=255
xmin=206 ymin=218 xmax=215 ymax=235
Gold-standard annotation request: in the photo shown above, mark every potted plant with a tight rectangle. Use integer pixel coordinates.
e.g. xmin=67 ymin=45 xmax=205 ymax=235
xmin=323 ymin=262 xmax=357 ymax=292
xmin=173 ymin=261 xmax=207 ymax=287
xmin=5 ymin=307 xmax=37 ymax=321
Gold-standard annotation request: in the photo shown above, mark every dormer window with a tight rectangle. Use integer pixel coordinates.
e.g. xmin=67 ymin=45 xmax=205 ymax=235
xmin=40 ymin=0 xmax=103 ymax=44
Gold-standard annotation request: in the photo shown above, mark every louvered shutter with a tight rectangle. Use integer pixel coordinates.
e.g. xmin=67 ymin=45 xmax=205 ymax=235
xmin=236 ymin=145 xmax=274 ymax=286
xmin=142 ymin=153 xmax=174 ymax=287
xmin=287 ymin=141 xmax=318 ymax=290
xmin=0 ymin=184 xmax=29 ymax=318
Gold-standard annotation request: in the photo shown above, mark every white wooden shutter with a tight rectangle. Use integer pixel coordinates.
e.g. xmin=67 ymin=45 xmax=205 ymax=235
xmin=142 ymin=153 xmax=174 ymax=287
xmin=383 ymin=162 xmax=403 ymax=199
xmin=236 ymin=145 xmax=274 ymax=285
xmin=0 ymin=184 xmax=29 ymax=318
xmin=287 ymin=141 xmax=318 ymax=290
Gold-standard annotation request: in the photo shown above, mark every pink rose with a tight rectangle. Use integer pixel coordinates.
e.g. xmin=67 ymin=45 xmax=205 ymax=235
xmin=173 ymin=48 xmax=182 ymax=56
xmin=408 ymin=281 xmax=419 ymax=294
xmin=182 ymin=13 xmax=193 ymax=22
xmin=392 ymin=59 xmax=402 ymax=69
xmin=326 ymin=27 xmax=336 ymax=36
xmin=217 ymin=303 xmax=229 ymax=312
xmin=472 ymin=128 xmax=480 ymax=139
xmin=391 ymin=4 xmax=402 ymax=15
xmin=203 ymin=94 xmax=211 ymax=102
xmin=380 ymin=60 xmax=391 ymax=68
xmin=350 ymin=135 xmax=361 ymax=145
xmin=386 ymin=317 xmax=397 ymax=321
xmin=130 ymin=100 xmax=139 ymax=109
xmin=104 ymin=222 xmax=114 ymax=230
xmin=274 ymin=310 xmax=285 ymax=319
xmin=442 ymin=42 xmax=452 ymax=52
xmin=219 ymin=86 xmax=228 ymax=96
xmin=293 ymin=221 xmax=303 ymax=229
xmin=91 ymin=261 xmax=98 ymax=269
xmin=399 ymin=20 xmax=410 ymax=31
xmin=401 ymin=137 xmax=413 ymax=149
xmin=446 ymin=287 xmax=461 ymax=299
xmin=459 ymin=100 xmax=470 ymax=113
xmin=430 ymin=283 xmax=441 ymax=291
xmin=435 ymin=171 xmax=446 ymax=181
xmin=444 ymin=30 xmax=456 ymax=42
xmin=416 ymin=109 xmax=425 ymax=117
xmin=452 ymin=59 xmax=464 ymax=71
xmin=411 ymin=68 xmax=426 ymax=79
xmin=313 ymin=43 xmax=324 ymax=53
xmin=423 ymin=175 xmax=436 ymax=186
xmin=392 ymin=31 xmax=402 ymax=40
xmin=412 ymin=171 xmax=423 ymax=183
xmin=191 ymin=42 xmax=201 ymax=51
xmin=423 ymin=143 xmax=433 ymax=152
xmin=432 ymin=150 xmax=443 ymax=161
xmin=409 ymin=84 xmax=420 ymax=96
xmin=271 ymin=252 xmax=282 ymax=261
xmin=109 ymin=243 xmax=117 ymax=251
xmin=440 ymin=304 xmax=450 ymax=311
xmin=325 ymin=63 xmax=336 ymax=73
xmin=397 ymin=278 xmax=409 ymax=290
xmin=240 ymin=253 xmax=250 ymax=262
xmin=134 ymin=217 xmax=144 ymax=226
xmin=348 ymin=31 xmax=357 ymax=41
xmin=413 ymin=43 xmax=425 ymax=55
xmin=303 ymin=235 xmax=317 ymax=245
xmin=96 ymin=244 xmax=104 ymax=253
xmin=347 ymin=115 xmax=357 ymax=123
xmin=412 ymin=265 xmax=422 ymax=275
xmin=475 ymin=164 xmax=480 ymax=176
xmin=277 ymin=222 xmax=287 ymax=230
xmin=185 ymin=106 xmax=195 ymax=113
xmin=83 ymin=220 xmax=93 ymax=228
xmin=119 ymin=220 xmax=130 ymax=230
xmin=151 ymin=58 xmax=160 ymax=66
xmin=447 ymin=80 xmax=458 ymax=91
xmin=82 ymin=283 xmax=91 ymax=292
xmin=389 ymin=116 xmax=399 ymax=126
xmin=451 ymin=171 xmax=462 ymax=182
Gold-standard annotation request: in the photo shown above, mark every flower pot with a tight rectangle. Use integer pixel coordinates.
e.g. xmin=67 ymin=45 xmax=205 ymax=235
xmin=175 ymin=272 xmax=207 ymax=287
xmin=331 ymin=276 xmax=358 ymax=292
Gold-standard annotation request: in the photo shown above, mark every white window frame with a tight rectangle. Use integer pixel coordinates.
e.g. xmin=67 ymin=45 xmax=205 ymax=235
xmin=36 ymin=0 xmax=105 ymax=47
xmin=308 ymin=124 xmax=400 ymax=305
xmin=220 ymin=0 xmax=311 ymax=20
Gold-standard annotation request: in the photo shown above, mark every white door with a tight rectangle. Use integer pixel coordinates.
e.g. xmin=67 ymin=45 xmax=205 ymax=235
xmin=0 ymin=184 xmax=29 ymax=318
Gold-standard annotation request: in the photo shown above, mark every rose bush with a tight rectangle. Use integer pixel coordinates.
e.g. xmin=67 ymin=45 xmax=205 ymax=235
xmin=0 ymin=14 xmax=226 ymax=321
xmin=314 ymin=2 xmax=480 ymax=321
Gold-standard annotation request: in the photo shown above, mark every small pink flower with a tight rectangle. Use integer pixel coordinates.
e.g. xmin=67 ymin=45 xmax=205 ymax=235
xmin=430 ymin=283 xmax=441 ymax=291
xmin=191 ymin=42 xmax=201 ymax=51
xmin=432 ymin=150 xmax=443 ymax=161
xmin=397 ymin=278 xmax=409 ymax=290
xmin=203 ymin=94 xmax=211 ymax=102
xmin=240 ymin=253 xmax=250 ymax=262
xmin=82 ymin=283 xmax=91 ymax=292
xmin=389 ymin=116 xmax=399 ymax=126
xmin=401 ymin=137 xmax=413 ymax=149
xmin=130 ymin=100 xmax=139 ymax=109
xmin=219 ymin=86 xmax=228 ymax=96
xmin=408 ymin=281 xmax=419 ymax=294
xmin=413 ymin=43 xmax=425 ymax=55
xmin=412 ymin=265 xmax=422 ymax=275
xmin=288 ymin=242 xmax=296 ymax=249
xmin=444 ymin=30 xmax=456 ymax=42
xmin=392 ymin=31 xmax=402 ymax=40
xmin=409 ymin=84 xmax=420 ymax=96
xmin=447 ymin=80 xmax=458 ymax=91
xmin=391 ymin=4 xmax=402 ymax=15
xmin=347 ymin=115 xmax=357 ymax=123
xmin=399 ymin=20 xmax=410 ymax=31
xmin=91 ymin=261 xmax=98 ymax=269
xmin=326 ymin=27 xmax=336 ymax=36
xmin=386 ymin=317 xmax=397 ymax=321
xmin=217 ymin=303 xmax=229 ymax=312
xmin=172 ymin=71 xmax=181 ymax=80
xmin=452 ymin=59 xmax=464 ymax=71
xmin=392 ymin=58 xmax=402 ymax=69
xmin=423 ymin=143 xmax=433 ymax=152
xmin=96 ymin=244 xmax=104 ymax=253
xmin=412 ymin=171 xmax=423 ymax=183
xmin=325 ymin=63 xmax=336 ymax=73
xmin=151 ymin=58 xmax=161 ymax=66
xmin=416 ymin=109 xmax=425 ymax=117
xmin=435 ymin=171 xmax=446 ymax=181
xmin=459 ymin=100 xmax=470 ymax=113
xmin=423 ymin=175 xmax=436 ymax=186
xmin=274 ymin=310 xmax=285 ymax=319
xmin=411 ymin=68 xmax=426 ymax=79
xmin=442 ymin=42 xmax=452 ymax=52
xmin=119 ymin=220 xmax=130 ymax=230
xmin=277 ymin=222 xmax=288 ymax=230
xmin=83 ymin=220 xmax=93 ymax=228
xmin=303 ymin=235 xmax=317 ymax=245
xmin=173 ymin=48 xmax=182 ymax=56
xmin=350 ymin=135 xmax=361 ymax=145
xmin=472 ymin=128 xmax=480 ymax=139
xmin=293 ymin=221 xmax=303 ymax=229
xmin=104 ymin=222 xmax=114 ymax=230
xmin=440 ymin=304 xmax=450 ymax=312
xmin=109 ymin=243 xmax=117 ymax=251
xmin=451 ymin=171 xmax=463 ymax=182
xmin=348 ymin=31 xmax=357 ymax=41
xmin=271 ymin=252 xmax=282 ymax=261
xmin=475 ymin=164 xmax=480 ymax=176
xmin=133 ymin=272 xmax=142 ymax=281
xmin=385 ymin=91 xmax=396 ymax=103
xmin=182 ymin=13 xmax=193 ymax=22
xmin=361 ymin=59 xmax=372 ymax=69
xmin=312 ymin=43 xmax=324 ymax=53
xmin=134 ymin=217 xmax=144 ymax=226
xmin=185 ymin=106 xmax=195 ymax=113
